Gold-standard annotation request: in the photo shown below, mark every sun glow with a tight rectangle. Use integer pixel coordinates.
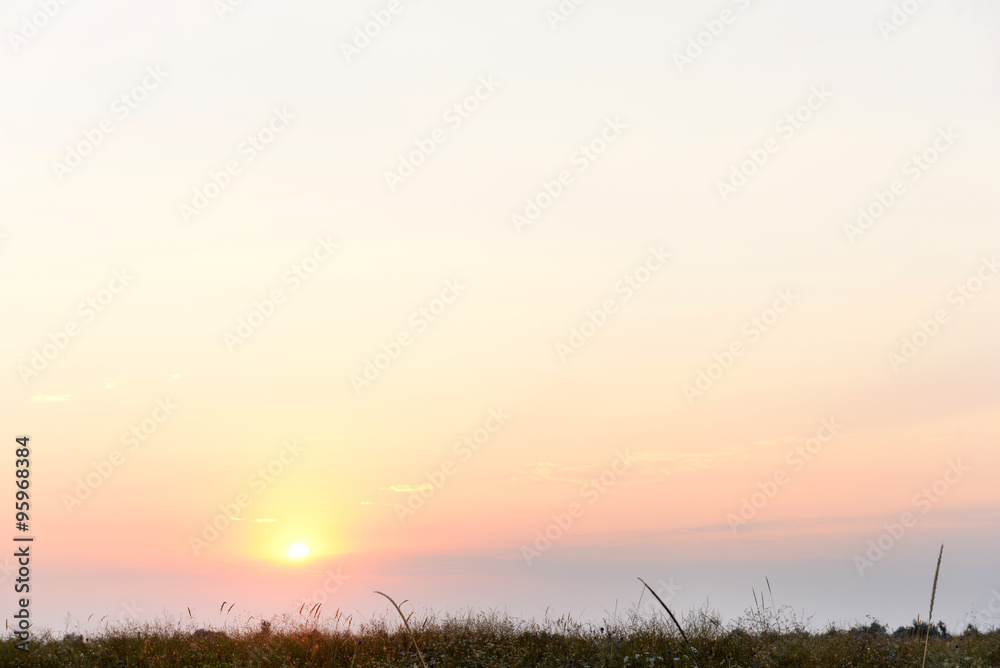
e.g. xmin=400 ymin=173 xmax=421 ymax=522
xmin=287 ymin=543 xmax=309 ymax=560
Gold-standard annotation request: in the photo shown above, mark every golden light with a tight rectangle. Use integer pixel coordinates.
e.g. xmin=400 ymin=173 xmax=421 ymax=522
xmin=287 ymin=543 xmax=309 ymax=560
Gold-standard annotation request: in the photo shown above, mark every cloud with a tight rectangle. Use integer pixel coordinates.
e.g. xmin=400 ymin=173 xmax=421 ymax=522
xmin=749 ymin=436 xmax=800 ymax=447
xmin=510 ymin=445 xmax=762 ymax=484
xmin=31 ymin=394 xmax=72 ymax=402
xmin=380 ymin=484 xmax=433 ymax=493
xmin=509 ymin=461 xmax=589 ymax=484
xmin=631 ymin=448 xmax=750 ymax=474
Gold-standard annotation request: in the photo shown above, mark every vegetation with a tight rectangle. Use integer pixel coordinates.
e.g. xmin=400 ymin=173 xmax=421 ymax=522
xmin=7 ymin=546 xmax=995 ymax=666
xmin=4 ymin=603 xmax=998 ymax=668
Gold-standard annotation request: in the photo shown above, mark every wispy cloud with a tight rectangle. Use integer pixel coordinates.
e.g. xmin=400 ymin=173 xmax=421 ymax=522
xmin=509 ymin=461 xmax=589 ymax=484
xmin=511 ymin=456 xmax=634 ymax=484
xmin=631 ymin=448 xmax=751 ymax=474
xmin=748 ymin=436 xmax=800 ymax=447
xmin=380 ymin=484 xmax=433 ymax=493
xmin=31 ymin=394 xmax=72 ymax=402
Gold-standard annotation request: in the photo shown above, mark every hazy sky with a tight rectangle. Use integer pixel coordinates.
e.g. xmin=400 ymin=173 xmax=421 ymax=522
xmin=2 ymin=0 xmax=999 ymax=635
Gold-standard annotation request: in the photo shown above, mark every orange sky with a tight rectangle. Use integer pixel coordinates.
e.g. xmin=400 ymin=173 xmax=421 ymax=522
xmin=3 ymin=0 xmax=999 ymax=635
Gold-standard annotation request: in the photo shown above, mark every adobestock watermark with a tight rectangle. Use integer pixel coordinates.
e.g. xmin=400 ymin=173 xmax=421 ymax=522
xmin=51 ymin=65 xmax=168 ymax=183
xmin=726 ymin=417 xmax=843 ymax=532
xmin=384 ymin=75 xmax=500 ymax=192
xmin=672 ymin=0 xmax=755 ymax=72
xmin=179 ymin=107 xmax=294 ymax=224
xmin=189 ymin=439 xmax=307 ymax=556
xmin=511 ymin=116 xmax=628 ymax=233
xmin=969 ymin=588 xmax=1000 ymax=629
xmin=853 ymin=459 xmax=969 ymax=576
xmin=16 ymin=269 xmax=134 ymax=385
xmin=545 ymin=0 xmax=595 ymax=30
xmin=350 ymin=278 xmax=466 ymax=395
xmin=844 ymin=127 xmax=958 ymax=242
xmin=61 ymin=398 xmax=179 ymax=514
xmin=391 ymin=408 xmax=510 ymax=524
xmin=877 ymin=0 xmax=932 ymax=40
xmin=716 ymin=85 xmax=833 ymax=202
xmin=224 ymin=235 xmax=339 ymax=352
xmin=520 ymin=450 xmax=635 ymax=566
xmin=640 ymin=577 xmax=683 ymax=617
xmin=7 ymin=0 xmax=74 ymax=53
xmin=214 ymin=0 xmax=250 ymax=20
xmin=682 ymin=289 xmax=799 ymax=404
xmin=887 ymin=255 xmax=997 ymax=371
xmin=556 ymin=246 xmax=670 ymax=362
xmin=0 ymin=557 xmax=18 ymax=586
xmin=340 ymin=0 xmax=416 ymax=64
xmin=298 ymin=568 xmax=350 ymax=611
xmin=112 ymin=599 xmax=145 ymax=626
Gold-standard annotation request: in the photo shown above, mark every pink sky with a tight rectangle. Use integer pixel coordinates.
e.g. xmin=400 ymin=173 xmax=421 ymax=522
xmin=2 ymin=0 xmax=999 ymax=636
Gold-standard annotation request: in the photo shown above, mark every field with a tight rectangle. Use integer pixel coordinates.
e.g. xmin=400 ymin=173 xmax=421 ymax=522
xmin=5 ymin=605 xmax=999 ymax=668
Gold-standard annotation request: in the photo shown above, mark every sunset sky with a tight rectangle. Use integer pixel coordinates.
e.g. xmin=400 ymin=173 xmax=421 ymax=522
xmin=2 ymin=0 xmax=999 ymax=635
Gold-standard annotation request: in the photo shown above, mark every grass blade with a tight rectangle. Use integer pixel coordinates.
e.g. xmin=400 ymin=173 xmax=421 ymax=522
xmin=638 ymin=577 xmax=704 ymax=668
xmin=375 ymin=590 xmax=428 ymax=668
xmin=921 ymin=544 xmax=944 ymax=668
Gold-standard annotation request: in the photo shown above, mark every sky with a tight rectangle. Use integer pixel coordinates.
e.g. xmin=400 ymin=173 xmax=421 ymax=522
xmin=1 ymin=0 xmax=999 ymax=637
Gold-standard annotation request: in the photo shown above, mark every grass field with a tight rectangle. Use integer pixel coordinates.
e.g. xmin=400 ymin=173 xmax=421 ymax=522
xmin=5 ymin=604 xmax=999 ymax=668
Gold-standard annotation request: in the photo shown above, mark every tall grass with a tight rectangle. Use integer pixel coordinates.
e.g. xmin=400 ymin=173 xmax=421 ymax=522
xmin=638 ymin=577 xmax=703 ymax=668
xmin=375 ymin=590 xmax=428 ymax=668
xmin=922 ymin=544 xmax=944 ymax=668
xmin=6 ymin=606 xmax=998 ymax=667
xmin=6 ymin=562 xmax=999 ymax=667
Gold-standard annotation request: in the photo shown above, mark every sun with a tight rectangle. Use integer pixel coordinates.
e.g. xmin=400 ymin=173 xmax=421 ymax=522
xmin=287 ymin=543 xmax=309 ymax=560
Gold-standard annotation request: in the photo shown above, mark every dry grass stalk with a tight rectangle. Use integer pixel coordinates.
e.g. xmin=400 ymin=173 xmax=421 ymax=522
xmin=921 ymin=544 xmax=944 ymax=668
xmin=638 ymin=577 xmax=704 ymax=668
xmin=375 ymin=590 xmax=428 ymax=668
